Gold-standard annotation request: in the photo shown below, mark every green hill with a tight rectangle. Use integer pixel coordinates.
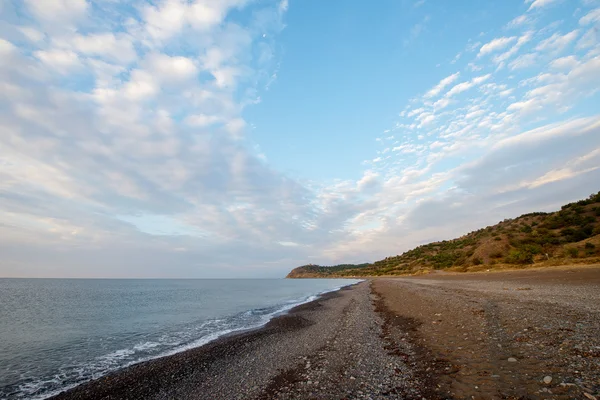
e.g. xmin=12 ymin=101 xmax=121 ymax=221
xmin=286 ymin=192 xmax=600 ymax=278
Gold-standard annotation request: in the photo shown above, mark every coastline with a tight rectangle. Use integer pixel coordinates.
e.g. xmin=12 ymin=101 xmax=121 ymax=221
xmin=50 ymin=282 xmax=396 ymax=400
xmin=48 ymin=266 xmax=600 ymax=399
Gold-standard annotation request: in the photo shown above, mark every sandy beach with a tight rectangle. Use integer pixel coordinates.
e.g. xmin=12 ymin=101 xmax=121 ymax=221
xmin=52 ymin=266 xmax=600 ymax=400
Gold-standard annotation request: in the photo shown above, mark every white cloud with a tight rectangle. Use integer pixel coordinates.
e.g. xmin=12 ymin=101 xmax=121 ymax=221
xmin=34 ymin=49 xmax=82 ymax=73
xmin=24 ymin=0 xmax=88 ymax=25
xmin=225 ymin=118 xmax=247 ymax=138
xmin=145 ymin=53 xmax=198 ymax=83
xmin=579 ymin=7 xmax=600 ymax=25
xmin=140 ymin=0 xmax=247 ymax=43
xmin=526 ymin=0 xmax=559 ymax=11
xmin=536 ymin=30 xmax=580 ymax=53
xmin=140 ymin=0 xmax=189 ymax=42
xmin=509 ymin=53 xmax=538 ymax=69
xmin=0 ymin=38 xmax=17 ymax=55
xmin=279 ymin=0 xmax=289 ymax=12
xmin=18 ymin=27 xmax=45 ymax=43
xmin=445 ymin=74 xmax=491 ymax=97
xmin=577 ymin=29 xmax=598 ymax=49
xmin=467 ymin=62 xmax=483 ymax=71
xmin=549 ymin=55 xmax=580 ymax=70
xmin=123 ymin=69 xmax=159 ymax=100
xmin=424 ymin=72 xmax=460 ymax=98
xmin=506 ymin=14 xmax=530 ymax=28
xmin=493 ymin=31 xmax=533 ymax=65
xmin=71 ymin=33 xmax=137 ymax=64
xmin=357 ymin=170 xmax=380 ymax=191
xmin=479 ymin=36 xmax=517 ymax=56
xmin=433 ymin=97 xmax=451 ymax=110
xmin=186 ymin=114 xmax=222 ymax=127
xmin=446 ymin=81 xmax=475 ymax=97
xmin=407 ymin=107 xmax=425 ymax=117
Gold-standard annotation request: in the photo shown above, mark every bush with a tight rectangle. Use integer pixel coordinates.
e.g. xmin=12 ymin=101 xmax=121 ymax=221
xmin=567 ymin=248 xmax=579 ymax=258
xmin=506 ymin=249 xmax=534 ymax=264
xmin=595 ymin=207 xmax=600 ymax=217
xmin=472 ymin=257 xmax=483 ymax=265
xmin=589 ymin=192 xmax=600 ymax=203
xmin=523 ymin=244 xmax=543 ymax=255
xmin=430 ymin=251 xmax=461 ymax=269
xmin=521 ymin=224 xmax=533 ymax=233
xmin=494 ymin=236 xmax=502 ymax=241
xmin=561 ymin=227 xmax=575 ymax=236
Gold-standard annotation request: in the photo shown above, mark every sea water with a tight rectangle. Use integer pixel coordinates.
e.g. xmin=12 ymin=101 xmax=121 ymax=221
xmin=0 ymin=278 xmax=360 ymax=399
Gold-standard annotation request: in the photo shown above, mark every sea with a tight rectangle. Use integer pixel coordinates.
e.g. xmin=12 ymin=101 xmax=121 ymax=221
xmin=0 ymin=278 xmax=360 ymax=399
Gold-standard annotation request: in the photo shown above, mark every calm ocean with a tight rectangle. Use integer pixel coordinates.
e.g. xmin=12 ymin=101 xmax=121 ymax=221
xmin=0 ymin=278 xmax=360 ymax=399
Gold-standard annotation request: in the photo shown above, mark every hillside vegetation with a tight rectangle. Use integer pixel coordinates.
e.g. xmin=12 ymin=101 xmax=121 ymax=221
xmin=286 ymin=192 xmax=600 ymax=278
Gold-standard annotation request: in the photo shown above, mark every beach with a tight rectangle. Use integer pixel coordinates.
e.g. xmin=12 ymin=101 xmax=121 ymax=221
xmin=52 ymin=266 xmax=600 ymax=400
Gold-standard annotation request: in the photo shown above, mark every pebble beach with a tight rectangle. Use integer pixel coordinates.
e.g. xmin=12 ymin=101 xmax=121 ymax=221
xmin=51 ymin=265 xmax=600 ymax=400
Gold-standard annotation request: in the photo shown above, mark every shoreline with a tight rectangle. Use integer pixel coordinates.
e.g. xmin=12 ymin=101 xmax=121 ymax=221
xmin=49 ymin=283 xmax=367 ymax=400
xmin=47 ymin=266 xmax=600 ymax=399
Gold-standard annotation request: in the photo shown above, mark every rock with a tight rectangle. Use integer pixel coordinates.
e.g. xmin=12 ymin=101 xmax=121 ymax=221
xmin=543 ymin=376 xmax=552 ymax=384
xmin=583 ymin=393 xmax=597 ymax=400
xmin=507 ymin=357 xmax=518 ymax=362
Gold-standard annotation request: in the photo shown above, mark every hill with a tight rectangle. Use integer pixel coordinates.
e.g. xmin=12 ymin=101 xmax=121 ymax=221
xmin=286 ymin=192 xmax=600 ymax=278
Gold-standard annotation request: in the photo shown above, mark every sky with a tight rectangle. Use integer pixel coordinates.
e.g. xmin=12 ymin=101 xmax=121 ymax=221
xmin=1 ymin=0 xmax=600 ymax=278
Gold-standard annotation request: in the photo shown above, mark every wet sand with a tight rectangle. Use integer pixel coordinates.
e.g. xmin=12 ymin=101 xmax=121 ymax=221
xmin=51 ymin=266 xmax=600 ymax=400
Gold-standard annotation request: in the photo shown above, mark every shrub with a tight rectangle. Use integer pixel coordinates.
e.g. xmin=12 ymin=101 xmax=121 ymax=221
xmin=585 ymin=242 xmax=595 ymax=249
xmin=561 ymin=227 xmax=575 ymax=236
xmin=595 ymin=207 xmax=600 ymax=217
xmin=490 ymin=251 xmax=503 ymax=258
xmin=523 ymin=244 xmax=543 ymax=255
xmin=589 ymin=192 xmax=600 ymax=203
xmin=521 ymin=224 xmax=533 ymax=233
xmin=494 ymin=236 xmax=502 ymax=241
xmin=567 ymin=248 xmax=579 ymax=258
xmin=506 ymin=249 xmax=534 ymax=264
xmin=431 ymin=251 xmax=461 ymax=269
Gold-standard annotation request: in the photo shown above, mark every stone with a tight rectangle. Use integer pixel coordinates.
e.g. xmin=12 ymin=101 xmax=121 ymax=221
xmin=508 ymin=357 xmax=518 ymax=362
xmin=543 ymin=376 xmax=552 ymax=384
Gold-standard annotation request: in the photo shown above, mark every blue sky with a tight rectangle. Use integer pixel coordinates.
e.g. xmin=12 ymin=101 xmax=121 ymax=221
xmin=1 ymin=0 xmax=600 ymax=278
